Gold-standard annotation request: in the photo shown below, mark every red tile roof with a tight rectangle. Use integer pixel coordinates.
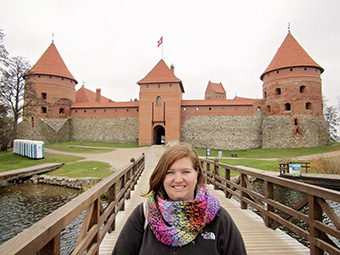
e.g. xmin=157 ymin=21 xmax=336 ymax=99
xmin=261 ymin=33 xmax=324 ymax=80
xmin=209 ymin=81 xmax=225 ymax=93
xmin=137 ymin=59 xmax=184 ymax=92
xmin=27 ymin=43 xmax=77 ymax=83
xmin=76 ymin=86 xmax=111 ymax=103
xmin=71 ymin=101 xmax=139 ymax=109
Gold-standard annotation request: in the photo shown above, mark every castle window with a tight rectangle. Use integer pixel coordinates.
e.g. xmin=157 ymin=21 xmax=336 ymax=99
xmin=84 ymin=110 xmax=86 ymax=112
xmin=59 ymin=108 xmax=64 ymax=114
xmin=209 ymin=107 xmax=211 ymax=110
xmin=275 ymin=88 xmax=281 ymax=95
xmin=196 ymin=108 xmax=199 ymax=111
xmin=304 ymin=68 xmax=307 ymax=71
xmin=41 ymin=107 xmax=47 ymax=113
xmin=49 ymin=76 xmax=52 ymax=79
xmin=267 ymin=105 xmax=271 ymax=113
xmin=38 ymin=75 xmax=41 ymax=78
xmin=62 ymin=78 xmax=64 ymax=80
xmin=300 ymin=85 xmax=306 ymax=93
xmin=75 ymin=110 xmax=78 ymax=113
xmin=294 ymin=118 xmax=298 ymax=125
xmin=146 ymin=84 xmax=149 ymax=88
xmin=41 ymin=93 xmax=47 ymax=99
xmin=290 ymin=68 xmax=293 ymax=71
xmin=31 ymin=117 xmax=35 ymax=128
xmin=126 ymin=109 xmax=129 ymax=112
xmin=306 ymin=102 xmax=312 ymax=110
xmin=276 ymin=71 xmax=279 ymax=74
xmin=94 ymin=109 xmax=96 ymax=113
xmin=184 ymin=108 xmax=186 ymax=111
xmin=284 ymin=103 xmax=291 ymax=111
xmin=295 ymin=127 xmax=301 ymax=135
xmin=257 ymin=107 xmax=261 ymax=111
xmin=104 ymin=109 xmax=106 ymax=112
xmin=169 ymin=83 xmax=172 ymax=87
xmin=264 ymin=91 xmax=267 ymax=98
xmin=156 ymin=96 xmax=161 ymax=105
xmin=137 ymin=109 xmax=139 ymax=112
xmin=158 ymin=84 xmax=160 ymax=88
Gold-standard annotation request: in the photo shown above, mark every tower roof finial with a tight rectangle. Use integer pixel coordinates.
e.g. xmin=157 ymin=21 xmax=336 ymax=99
xmin=52 ymin=33 xmax=55 ymax=43
xmin=288 ymin=22 xmax=291 ymax=34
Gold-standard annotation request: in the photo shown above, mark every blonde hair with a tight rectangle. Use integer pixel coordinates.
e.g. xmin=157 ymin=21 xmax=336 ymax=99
xmin=145 ymin=143 xmax=206 ymax=195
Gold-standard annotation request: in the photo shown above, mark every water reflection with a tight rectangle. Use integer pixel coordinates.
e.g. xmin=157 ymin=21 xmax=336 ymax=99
xmin=0 ymin=183 xmax=80 ymax=254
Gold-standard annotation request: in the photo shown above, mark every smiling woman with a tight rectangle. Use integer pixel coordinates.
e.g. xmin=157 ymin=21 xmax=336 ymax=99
xmin=112 ymin=143 xmax=247 ymax=255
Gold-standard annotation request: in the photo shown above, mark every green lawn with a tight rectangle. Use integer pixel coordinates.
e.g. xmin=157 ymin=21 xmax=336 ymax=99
xmin=45 ymin=141 xmax=143 ymax=153
xmin=195 ymin=142 xmax=340 ymax=159
xmin=0 ymin=152 xmax=84 ymax=172
xmin=47 ymin=161 xmax=114 ymax=178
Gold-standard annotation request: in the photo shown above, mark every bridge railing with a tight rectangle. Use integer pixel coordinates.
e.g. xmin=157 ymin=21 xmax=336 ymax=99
xmin=200 ymin=157 xmax=340 ymax=255
xmin=0 ymin=153 xmax=145 ymax=255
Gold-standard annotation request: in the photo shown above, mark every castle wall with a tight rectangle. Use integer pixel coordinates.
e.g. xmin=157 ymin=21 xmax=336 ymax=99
xmin=71 ymin=117 xmax=139 ymax=143
xmin=16 ymin=118 xmax=71 ymax=143
xmin=262 ymin=115 xmax=329 ymax=149
xmin=180 ymin=113 xmax=264 ymax=150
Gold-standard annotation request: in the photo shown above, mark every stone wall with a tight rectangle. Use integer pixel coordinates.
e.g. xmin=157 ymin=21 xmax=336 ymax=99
xmin=262 ymin=115 xmax=330 ymax=148
xmin=71 ymin=117 xmax=139 ymax=143
xmin=180 ymin=113 xmax=264 ymax=150
xmin=16 ymin=118 xmax=71 ymax=143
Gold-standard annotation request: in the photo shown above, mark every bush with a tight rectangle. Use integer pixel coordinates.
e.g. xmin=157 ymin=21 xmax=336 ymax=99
xmin=309 ymin=156 xmax=340 ymax=174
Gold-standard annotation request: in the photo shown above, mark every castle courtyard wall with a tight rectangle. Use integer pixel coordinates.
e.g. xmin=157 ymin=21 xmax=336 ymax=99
xmin=180 ymin=113 xmax=264 ymax=150
xmin=71 ymin=117 xmax=139 ymax=143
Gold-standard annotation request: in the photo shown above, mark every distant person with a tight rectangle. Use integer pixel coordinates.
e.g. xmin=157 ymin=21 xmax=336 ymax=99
xmin=113 ymin=143 xmax=247 ymax=255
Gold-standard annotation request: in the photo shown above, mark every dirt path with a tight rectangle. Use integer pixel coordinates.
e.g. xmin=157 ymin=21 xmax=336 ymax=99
xmin=44 ymin=147 xmax=150 ymax=170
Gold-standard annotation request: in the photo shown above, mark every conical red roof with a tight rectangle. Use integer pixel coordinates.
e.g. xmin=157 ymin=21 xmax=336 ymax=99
xmin=260 ymin=33 xmax=323 ymax=80
xmin=137 ymin=59 xmax=184 ymax=92
xmin=27 ymin=43 xmax=77 ymax=83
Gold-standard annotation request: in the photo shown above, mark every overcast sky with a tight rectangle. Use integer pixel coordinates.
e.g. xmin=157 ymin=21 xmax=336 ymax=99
xmin=1 ymin=0 xmax=339 ymax=107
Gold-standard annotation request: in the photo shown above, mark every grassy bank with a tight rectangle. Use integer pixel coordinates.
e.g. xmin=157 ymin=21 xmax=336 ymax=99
xmin=195 ymin=142 xmax=340 ymax=159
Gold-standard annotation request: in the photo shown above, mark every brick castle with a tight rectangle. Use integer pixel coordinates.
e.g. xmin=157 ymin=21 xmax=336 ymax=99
xmin=18 ymin=32 xmax=330 ymax=149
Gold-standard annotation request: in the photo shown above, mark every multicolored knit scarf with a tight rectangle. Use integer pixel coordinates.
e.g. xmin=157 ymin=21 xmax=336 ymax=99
xmin=145 ymin=184 xmax=220 ymax=247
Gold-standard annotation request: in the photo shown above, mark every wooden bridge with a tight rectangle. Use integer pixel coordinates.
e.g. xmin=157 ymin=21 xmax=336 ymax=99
xmin=0 ymin=146 xmax=339 ymax=255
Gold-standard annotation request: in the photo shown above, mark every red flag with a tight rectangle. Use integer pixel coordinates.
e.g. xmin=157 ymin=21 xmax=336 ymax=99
xmin=157 ymin=36 xmax=163 ymax=47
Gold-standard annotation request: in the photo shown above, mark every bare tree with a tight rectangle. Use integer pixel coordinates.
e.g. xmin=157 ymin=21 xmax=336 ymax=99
xmin=0 ymin=29 xmax=9 ymax=63
xmin=324 ymin=104 xmax=338 ymax=141
xmin=0 ymin=55 xmax=34 ymax=138
xmin=0 ymin=104 xmax=13 ymax=151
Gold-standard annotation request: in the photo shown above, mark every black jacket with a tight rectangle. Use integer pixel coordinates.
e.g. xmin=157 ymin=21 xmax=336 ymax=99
xmin=112 ymin=203 xmax=247 ymax=255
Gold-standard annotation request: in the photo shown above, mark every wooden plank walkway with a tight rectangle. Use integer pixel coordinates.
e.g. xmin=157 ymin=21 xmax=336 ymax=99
xmin=99 ymin=146 xmax=310 ymax=255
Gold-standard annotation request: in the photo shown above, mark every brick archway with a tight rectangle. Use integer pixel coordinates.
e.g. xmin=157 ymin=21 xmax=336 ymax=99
xmin=153 ymin=125 xmax=165 ymax=144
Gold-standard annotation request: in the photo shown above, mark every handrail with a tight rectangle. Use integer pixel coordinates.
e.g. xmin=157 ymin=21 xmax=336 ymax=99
xmin=200 ymin=157 xmax=340 ymax=255
xmin=0 ymin=153 xmax=145 ymax=255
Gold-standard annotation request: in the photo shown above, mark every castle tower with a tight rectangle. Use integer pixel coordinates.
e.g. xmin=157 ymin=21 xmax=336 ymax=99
xmin=24 ymin=43 xmax=78 ymax=120
xmin=137 ymin=59 xmax=184 ymax=145
xmin=260 ymin=32 xmax=329 ymax=148
xmin=204 ymin=81 xmax=226 ymax=100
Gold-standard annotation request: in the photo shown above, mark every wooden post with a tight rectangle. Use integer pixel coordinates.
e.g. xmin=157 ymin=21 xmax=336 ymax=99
xmin=225 ymin=167 xmax=230 ymax=198
xmin=240 ymin=174 xmax=247 ymax=210
xmin=309 ymin=194 xmax=324 ymax=255
xmin=213 ymin=158 xmax=218 ymax=190
xmin=108 ymin=182 xmax=116 ymax=232
xmin=264 ymin=180 xmax=274 ymax=228
xmin=120 ymin=175 xmax=125 ymax=211
xmin=130 ymin=157 xmax=136 ymax=191
xmin=38 ymin=233 xmax=60 ymax=255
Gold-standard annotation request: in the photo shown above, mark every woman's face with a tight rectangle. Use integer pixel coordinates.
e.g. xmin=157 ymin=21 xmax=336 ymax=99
xmin=163 ymin=156 xmax=198 ymax=201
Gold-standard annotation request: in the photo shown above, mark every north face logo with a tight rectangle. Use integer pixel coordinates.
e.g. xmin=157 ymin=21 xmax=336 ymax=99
xmin=201 ymin=232 xmax=216 ymax=240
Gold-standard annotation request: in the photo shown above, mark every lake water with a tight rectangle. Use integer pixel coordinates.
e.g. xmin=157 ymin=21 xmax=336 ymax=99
xmin=0 ymin=183 xmax=82 ymax=254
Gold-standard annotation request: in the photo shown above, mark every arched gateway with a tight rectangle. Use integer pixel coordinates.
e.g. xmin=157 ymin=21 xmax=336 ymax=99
xmin=153 ymin=125 xmax=165 ymax=144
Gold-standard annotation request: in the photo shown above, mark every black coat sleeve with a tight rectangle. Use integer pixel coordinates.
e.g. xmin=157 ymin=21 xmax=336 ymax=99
xmin=112 ymin=203 xmax=145 ymax=255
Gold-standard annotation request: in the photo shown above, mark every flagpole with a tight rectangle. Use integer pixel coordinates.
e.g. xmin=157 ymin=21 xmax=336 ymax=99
xmin=162 ymin=40 xmax=164 ymax=59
